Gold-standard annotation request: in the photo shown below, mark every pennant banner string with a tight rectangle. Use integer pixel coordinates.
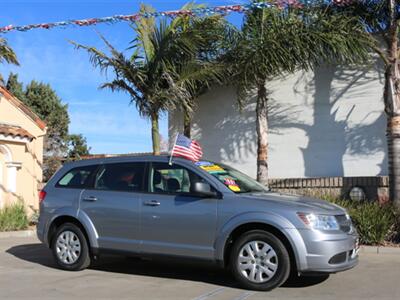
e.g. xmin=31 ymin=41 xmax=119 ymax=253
xmin=0 ymin=1 xmax=352 ymax=34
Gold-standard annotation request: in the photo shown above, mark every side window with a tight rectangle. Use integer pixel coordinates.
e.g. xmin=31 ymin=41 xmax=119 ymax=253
xmin=94 ymin=162 xmax=145 ymax=192
xmin=149 ymin=162 xmax=206 ymax=194
xmin=56 ymin=165 xmax=97 ymax=188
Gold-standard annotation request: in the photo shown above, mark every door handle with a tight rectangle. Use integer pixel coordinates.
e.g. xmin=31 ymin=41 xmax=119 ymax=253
xmin=83 ymin=196 xmax=98 ymax=202
xmin=143 ymin=200 xmax=160 ymax=206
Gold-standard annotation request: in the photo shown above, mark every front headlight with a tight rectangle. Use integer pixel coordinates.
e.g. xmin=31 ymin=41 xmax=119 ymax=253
xmin=297 ymin=213 xmax=340 ymax=231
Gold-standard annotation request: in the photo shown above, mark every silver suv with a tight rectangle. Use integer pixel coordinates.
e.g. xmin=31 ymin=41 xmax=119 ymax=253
xmin=37 ymin=155 xmax=359 ymax=291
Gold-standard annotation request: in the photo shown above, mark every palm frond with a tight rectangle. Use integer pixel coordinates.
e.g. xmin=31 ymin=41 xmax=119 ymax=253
xmin=231 ymin=2 xmax=373 ymax=96
xmin=0 ymin=37 xmax=19 ymax=65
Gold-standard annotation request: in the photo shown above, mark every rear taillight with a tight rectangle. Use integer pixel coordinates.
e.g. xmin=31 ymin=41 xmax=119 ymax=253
xmin=39 ymin=190 xmax=47 ymax=203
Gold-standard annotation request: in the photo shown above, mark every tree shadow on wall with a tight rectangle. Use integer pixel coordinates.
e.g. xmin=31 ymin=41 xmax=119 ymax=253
xmin=292 ymin=61 xmax=387 ymax=178
xmin=188 ymin=86 xmax=301 ymax=167
xmin=169 ymin=60 xmax=386 ymax=180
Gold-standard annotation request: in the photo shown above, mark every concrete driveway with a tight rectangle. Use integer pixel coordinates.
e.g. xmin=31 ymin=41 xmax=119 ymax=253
xmin=0 ymin=236 xmax=399 ymax=300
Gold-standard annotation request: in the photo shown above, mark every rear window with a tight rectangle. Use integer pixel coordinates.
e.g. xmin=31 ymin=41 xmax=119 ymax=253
xmin=56 ymin=165 xmax=97 ymax=188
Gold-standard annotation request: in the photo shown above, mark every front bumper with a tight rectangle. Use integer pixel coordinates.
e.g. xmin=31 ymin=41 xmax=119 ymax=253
xmin=296 ymin=228 xmax=359 ymax=273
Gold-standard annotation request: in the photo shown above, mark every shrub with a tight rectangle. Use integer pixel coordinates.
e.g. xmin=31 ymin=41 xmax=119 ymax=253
xmin=28 ymin=207 xmax=39 ymax=225
xmin=0 ymin=202 xmax=29 ymax=232
xmin=350 ymin=203 xmax=396 ymax=245
xmin=324 ymin=197 xmax=397 ymax=245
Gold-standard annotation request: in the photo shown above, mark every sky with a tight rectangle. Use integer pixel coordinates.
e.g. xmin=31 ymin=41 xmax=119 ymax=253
xmin=0 ymin=0 xmax=244 ymax=154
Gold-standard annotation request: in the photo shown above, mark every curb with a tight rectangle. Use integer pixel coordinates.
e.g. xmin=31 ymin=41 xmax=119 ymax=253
xmin=360 ymin=245 xmax=400 ymax=254
xmin=0 ymin=230 xmax=35 ymax=239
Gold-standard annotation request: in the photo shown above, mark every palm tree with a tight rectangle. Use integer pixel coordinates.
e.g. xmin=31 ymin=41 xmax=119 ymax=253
xmin=176 ymin=59 xmax=225 ymax=138
xmin=230 ymin=1 xmax=371 ymax=185
xmin=73 ymin=5 xmax=203 ymax=154
xmin=0 ymin=37 xmax=19 ymax=83
xmin=336 ymin=0 xmax=400 ymax=209
xmin=170 ymin=6 xmax=238 ymax=138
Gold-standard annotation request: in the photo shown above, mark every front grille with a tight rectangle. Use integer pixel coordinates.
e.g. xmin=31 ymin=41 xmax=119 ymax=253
xmin=335 ymin=214 xmax=352 ymax=233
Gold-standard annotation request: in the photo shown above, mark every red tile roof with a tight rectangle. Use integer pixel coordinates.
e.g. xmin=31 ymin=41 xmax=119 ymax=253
xmin=0 ymin=86 xmax=46 ymax=131
xmin=0 ymin=124 xmax=34 ymax=140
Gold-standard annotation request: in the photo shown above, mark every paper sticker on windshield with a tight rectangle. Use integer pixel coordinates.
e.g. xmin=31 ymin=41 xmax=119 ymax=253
xmin=224 ymin=178 xmax=241 ymax=192
xmin=200 ymin=164 xmax=225 ymax=173
xmin=228 ymin=185 xmax=241 ymax=192
xmin=195 ymin=161 xmax=214 ymax=167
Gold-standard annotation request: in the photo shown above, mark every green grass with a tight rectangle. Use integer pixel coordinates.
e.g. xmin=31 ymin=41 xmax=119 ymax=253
xmin=0 ymin=202 xmax=29 ymax=232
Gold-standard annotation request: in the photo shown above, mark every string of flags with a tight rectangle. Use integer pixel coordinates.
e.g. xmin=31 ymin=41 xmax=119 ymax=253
xmin=332 ymin=0 xmax=356 ymax=6
xmin=0 ymin=1 xmax=356 ymax=34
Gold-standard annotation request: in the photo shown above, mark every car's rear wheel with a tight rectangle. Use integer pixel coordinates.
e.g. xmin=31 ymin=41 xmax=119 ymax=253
xmin=230 ymin=230 xmax=290 ymax=291
xmin=51 ymin=223 xmax=91 ymax=271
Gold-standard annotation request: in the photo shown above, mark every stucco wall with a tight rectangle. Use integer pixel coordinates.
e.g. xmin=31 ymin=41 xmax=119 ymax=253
xmin=169 ymin=64 xmax=387 ymax=179
xmin=0 ymin=94 xmax=45 ymax=211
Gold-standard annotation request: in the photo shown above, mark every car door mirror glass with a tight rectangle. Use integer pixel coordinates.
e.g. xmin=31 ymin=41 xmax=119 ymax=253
xmin=191 ymin=182 xmax=218 ymax=198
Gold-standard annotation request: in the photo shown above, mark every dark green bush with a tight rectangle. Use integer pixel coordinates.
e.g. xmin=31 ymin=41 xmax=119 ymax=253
xmin=324 ymin=198 xmax=397 ymax=245
xmin=0 ymin=202 xmax=29 ymax=231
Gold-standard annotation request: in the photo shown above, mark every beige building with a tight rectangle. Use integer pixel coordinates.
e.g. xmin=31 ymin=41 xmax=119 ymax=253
xmin=0 ymin=86 xmax=46 ymax=212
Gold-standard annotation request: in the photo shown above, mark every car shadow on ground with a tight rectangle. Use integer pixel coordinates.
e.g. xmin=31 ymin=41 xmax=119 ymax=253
xmin=6 ymin=243 xmax=329 ymax=289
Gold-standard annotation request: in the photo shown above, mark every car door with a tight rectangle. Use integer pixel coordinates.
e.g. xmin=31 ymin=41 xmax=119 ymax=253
xmin=52 ymin=164 xmax=98 ymax=212
xmin=79 ymin=161 xmax=146 ymax=253
xmin=140 ymin=161 xmax=218 ymax=259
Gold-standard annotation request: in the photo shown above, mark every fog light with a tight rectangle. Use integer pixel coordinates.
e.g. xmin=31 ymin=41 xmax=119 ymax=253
xmin=328 ymin=252 xmax=347 ymax=264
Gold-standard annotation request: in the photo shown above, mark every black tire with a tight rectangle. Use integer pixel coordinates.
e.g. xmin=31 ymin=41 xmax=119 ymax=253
xmin=51 ymin=222 xmax=91 ymax=271
xmin=229 ymin=230 xmax=291 ymax=291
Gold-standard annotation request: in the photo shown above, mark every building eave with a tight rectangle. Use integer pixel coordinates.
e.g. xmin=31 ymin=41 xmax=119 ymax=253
xmin=0 ymin=134 xmax=32 ymax=144
xmin=0 ymin=86 xmax=46 ymax=132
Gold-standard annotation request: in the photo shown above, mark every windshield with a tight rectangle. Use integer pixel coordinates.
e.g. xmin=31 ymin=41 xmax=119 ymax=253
xmin=194 ymin=161 xmax=268 ymax=194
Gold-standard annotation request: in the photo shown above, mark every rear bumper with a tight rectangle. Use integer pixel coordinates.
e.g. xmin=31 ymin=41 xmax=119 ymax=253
xmin=36 ymin=224 xmax=45 ymax=244
xmin=296 ymin=229 xmax=359 ymax=273
xmin=36 ymin=215 xmax=48 ymax=247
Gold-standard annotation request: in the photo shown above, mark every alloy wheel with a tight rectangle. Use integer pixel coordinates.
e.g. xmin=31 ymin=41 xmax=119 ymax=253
xmin=55 ymin=230 xmax=81 ymax=265
xmin=237 ymin=240 xmax=278 ymax=283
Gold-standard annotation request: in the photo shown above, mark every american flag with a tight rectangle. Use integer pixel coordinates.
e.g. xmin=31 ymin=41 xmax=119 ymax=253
xmin=171 ymin=134 xmax=203 ymax=162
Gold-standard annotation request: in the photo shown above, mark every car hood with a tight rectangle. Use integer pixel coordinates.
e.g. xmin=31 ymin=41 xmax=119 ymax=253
xmin=240 ymin=192 xmax=346 ymax=215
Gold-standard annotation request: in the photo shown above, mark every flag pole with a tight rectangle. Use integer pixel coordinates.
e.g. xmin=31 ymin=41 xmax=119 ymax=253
xmin=169 ymin=134 xmax=179 ymax=165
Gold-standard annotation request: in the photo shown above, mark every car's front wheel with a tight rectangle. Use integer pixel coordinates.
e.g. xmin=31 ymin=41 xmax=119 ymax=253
xmin=51 ymin=223 xmax=91 ymax=271
xmin=230 ymin=230 xmax=291 ymax=291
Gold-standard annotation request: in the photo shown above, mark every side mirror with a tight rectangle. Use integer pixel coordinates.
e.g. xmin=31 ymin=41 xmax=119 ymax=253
xmin=191 ymin=182 xmax=220 ymax=198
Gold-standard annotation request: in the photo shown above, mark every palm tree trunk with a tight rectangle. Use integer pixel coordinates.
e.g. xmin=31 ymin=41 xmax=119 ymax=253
xmin=385 ymin=0 xmax=400 ymax=210
xmin=385 ymin=64 xmax=400 ymax=210
xmin=183 ymin=107 xmax=191 ymax=138
xmin=151 ymin=112 xmax=160 ymax=155
xmin=256 ymin=82 xmax=269 ymax=186
xmin=387 ymin=116 xmax=400 ymax=209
